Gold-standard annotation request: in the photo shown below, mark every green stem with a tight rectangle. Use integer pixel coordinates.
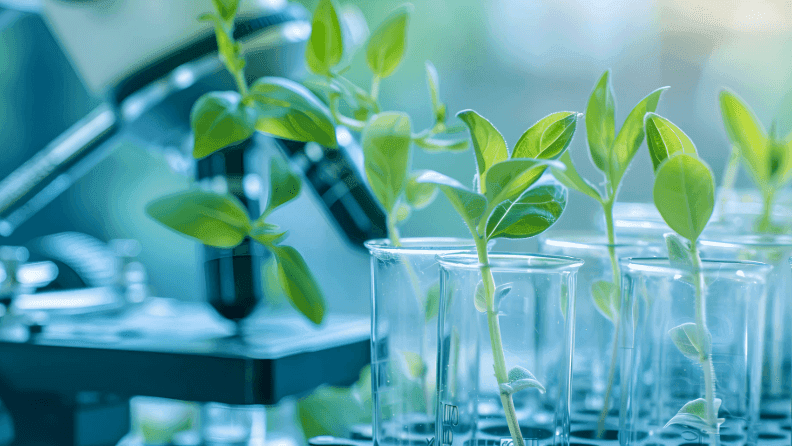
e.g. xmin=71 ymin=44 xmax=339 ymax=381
xmin=329 ymin=95 xmax=366 ymax=132
xmin=597 ymin=199 xmax=621 ymax=437
xmin=756 ymin=190 xmax=774 ymax=233
xmin=233 ymin=68 xmax=249 ymax=98
xmin=691 ymin=244 xmax=720 ymax=446
xmin=371 ymin=75 xmax=381 ymax=101
xmin=474 ymin=236 xmax=524 ymax=446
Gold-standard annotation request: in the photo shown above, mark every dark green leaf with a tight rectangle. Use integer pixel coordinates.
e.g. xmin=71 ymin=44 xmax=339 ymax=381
xmin=592 ymin=280 xmax=618 ymax=322
xmin=425 ymin=60 xmax=446 ymax=123
xmin=416 ymin=170 xmax=487 ymax=229
xmin=191 ymin=91 xmax=256 ymax=159
xmin=361 ymin=112 xmax=412 ymax=213
xmin=424 ymin=282 xmax=440 ymax=321
xmin=146 ymin=189 xmax=251 ymax=248
xmin=653 ymin=154 xmax=715 ymax=242
xmin=272 ymin=245 xmax=326 ymax=325
xmin=249 ymin=77 xmax=337 ymax=148
xmin=586 ymin=70 xmax=616 ymax=174
xmin=669 ymin=322 xmax=711 ymax=361
xmin=405 ymin=170 xmax=438 ymax=210
xmin=265 ymin=156 xmax=302 ymax=213
xmin=305 ymin=0 xmax=344 ymax=75
xmin=644 ymin=113 xmax=698 ymax=172
xmin=610 ymin=87 xmax=668 ymax=185
xmin=719 ymin=89 xmax=768 ymax=184
xmin=457 ymin=110 xmax=508 ymax=187
xmin=513 ymin=111 xmax=579 ymax=160
xmin=484 ymin=158 xmax=565 ymax=205
xmin=249 ymin=222 xmax=288 ymax=246
xmin=665 ymin=398 xmax=724 ymax=433
xmin=366 ymin=4 xmax=412 ymax=78
xmin=211 ymin=0 xmax=240 ymax=22
xmin=485 ymin=182 xmax=566 ymax=240
xmin=551 ymin=151 xmax=602 ymax=202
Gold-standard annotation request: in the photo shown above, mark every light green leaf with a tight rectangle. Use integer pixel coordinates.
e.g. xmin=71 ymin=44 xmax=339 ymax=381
xmin=265 ymin=156 xmax=302 ymax=214
xmin=297 ymin=370 xmax=371 ymax=438
xmin=664 ymin=233 xmax=693 ymax=269
xmin=457 ymin=110 xmax=508 ymax=189
xmin=485 ymin=182 xmax=567 ymax=240
xmin=551 ymin=151 xmax=602 ymax=202
xmin=305 ymin=0 xmax=344 ymax=75
xmin=644 ymin=112 xmax=698 ymax=172
xmin=366 ymin=4 xmax=412 ymax=78
xmin=249 ymin=77 xmax=337 ymax=148
xmin=413 ymin=134 xmax=469 ymax=152
xmin=592 ymin=280 xmax=618 ymax=322
xmin=146 ymin=190 xmax=251 ymax=248
xmin=474 ymin=280 xmax=487 ymax=313
xmin=669 ymin=322 xmax=711 ymax=361
xmin=249 ymin=222 xmax=287 ymax=246
xmin=401 ymin=351 xmax=426 ymax=379
xmin=719 ymin=89 xmax=768 ymax=184
xmin=665 ymin=398 xmax=724 ymax=433
xmin=415 ymin=170 xmax=487 ymax=229
xmin=513 ymin=111 xmax=579 ymax=160
xmin=586 ymin=70 xmax=616 ymax=174
xmin=484 ymin=158 xmax=565 ymax=205
xmin=272 ymin=245 xmax=326 ymax=325
xmin=500 ymin=366 xmax=546 ymax=395
xmin=425 ymin=60 xmax=446 ymax=123
xmin=361 ymin=112 xmax=412 ymax=213
xmin=211 ymin=0 xmax=240 ymax=22
xmin=191 ymin=91 xmax=256 ymax=159
xmin=653 ymin=154 xmax=715 ymax=242
xmin=610 ymin=87 xmax=668 ymax=185
xmin=424 ymin=282 xmax=440 ymax=321
xmin=405 ymin=170 xmax=438 ymax=210
xmin=394 ymin=202 xmax=411 ymax=222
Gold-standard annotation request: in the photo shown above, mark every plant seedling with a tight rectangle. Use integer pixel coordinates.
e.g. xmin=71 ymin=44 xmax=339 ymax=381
xmin=719 ymin=90 xmax=792 ymax=233
xmin=549 ymin=70 xmax=667 ymax=433
xmin=644 ymin=113 xmax=721 ymax=444
xmin=418 ymin=109 xmax=579 ymax=446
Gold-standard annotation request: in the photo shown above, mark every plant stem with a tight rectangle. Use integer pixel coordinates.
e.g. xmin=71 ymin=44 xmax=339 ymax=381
xmin=329 ymin=95 xmax=366 ymax=132
xmin=474 ymin=236 xmax=524 ymax=446
xmin=233 ymin=68 xmax=249 ymax=98
xmin=597 ymin=199 xmax=621 ymax=437
xmin=691 ymin=244 xmax=720 ymax=446
xmin=371 ymin=75 xmax=381 ymax=101
xmin=756 ymin=189 xmax=774 ymax=233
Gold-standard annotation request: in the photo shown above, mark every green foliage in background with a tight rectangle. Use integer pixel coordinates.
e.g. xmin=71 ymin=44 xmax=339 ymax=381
xmin=297 ymin=365 xmax=372 ymax=438
xmin=719 ymin=89 xmax=792 ymax=233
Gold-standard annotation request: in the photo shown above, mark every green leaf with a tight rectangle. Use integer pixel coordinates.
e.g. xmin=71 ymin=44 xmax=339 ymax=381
xmin=719 ymin=89 xmax=768 ymax=184
xmin=485 ymin=182 xmax=567 ymax=240
xmin=305 ymin=0 xmax=344 ymax=75
xmin=610 ymin=87 xmax=668 ymax=185
xmin=249 ymin=222 xmax=288 ymax=246
xmin=457 ymin=110 xmax=508 ymax=189
xmin=394 ymin=202 xmax=411 ymax=222
xmin=405 ymin=170 xmax=438 ymax=210
xmin=366 ymin=4 xmax=412 ymax=78
xmin=413 ymin=134 xmax=469 ymax=152
xmin=265 ymin=156 xmax=302 ymax=214
xmin=424 ymin=282 xmax=440 ymax=321
xmin=191 ymin=91 xmax=256 ymax=159
xmin=146 ymin=190 xmax=251 ymax=249
xmin=361 ymin=112 xmax=412 ymax=212
xmin=425 ymin=60 xmax=446 ymax=123
xmin=484 ymin=158 xmax=565 ymax=205
xmin=551 ymin=151 xmax=602 ymax=203
xmin=211 ymin=0 xmax=240 ymax=22
xmin=249 ymin=77 xmax=337 ymax=148
xmin=500 ymin=366 xmax=546 ymax=395
xmin=512 ymin=111 xmax=579 ymax=160
xmin=272 ymin=245 xmax=326 ymax=325
xmin=474 ymin=280 xmax=487 ymax=313
xmin=669 ymin=322 xmax=711 ymax=361
xmin=592 ymin=280 xmax=618 ymax=322
xmin=653 ymin=154 xmax=715 ymax=242
xmin=415 ymin=170 xmax=488 ymax=229
xmin=665 ymin=398 xmax=724 ymax=433
xmin=401 ymin=351 xmax=426 ymax=379
xmin=664 ymin=233 xmax=693 ymax=269
xmin=586 ymin=70 xmax=616 ymax=174
xmin=644 ymin=113 xmax=698 ymax=172
xmin=297 ymin=376 xmax=371 ymax=438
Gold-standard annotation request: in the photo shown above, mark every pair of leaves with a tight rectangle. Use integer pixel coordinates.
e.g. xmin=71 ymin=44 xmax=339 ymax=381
xmin=499 ymin=366 xmax=546 ymax=395
xmin=665 ymin=398 xmax=724 ymax=434
xmin=592 ymin=280 xmax=618 ymax=322
xmin=645 ymin=114 xmax=715 ymax=242
xmin=669 ymin=322 xmax=712 ymax=362
xmin=190 ymin=79 xmax=337 ymax=158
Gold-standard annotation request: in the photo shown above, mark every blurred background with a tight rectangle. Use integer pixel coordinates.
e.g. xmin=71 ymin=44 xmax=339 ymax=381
xmin=0 ymin=0 xmax=790 ymax=443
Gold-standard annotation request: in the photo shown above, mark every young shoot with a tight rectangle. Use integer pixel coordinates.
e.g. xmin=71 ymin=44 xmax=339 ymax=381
xmin=418 ymin=109 xmax=579 ymax=446
xmin=719 ymin=90 xmax=792 ymax=233
xmin=644 ymin=113 xmax=720 ymax=445
xmin=549 ymin=70 xmax=667 ymax=434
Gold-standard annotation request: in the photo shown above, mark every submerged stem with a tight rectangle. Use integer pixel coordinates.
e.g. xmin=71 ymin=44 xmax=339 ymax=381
xmin=597 ymin=200 xmax=621 ymax=437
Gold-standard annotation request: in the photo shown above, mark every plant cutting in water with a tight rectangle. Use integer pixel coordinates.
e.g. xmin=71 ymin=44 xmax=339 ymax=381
xmin=719 ymin=90 xmax=792 ymax=233
xmin=418 ymin=109 xmax=579 ymax=446
xmin=643 ymin=113 xmax=722 ymax=445
xmin=549 ymin=70 xmax=667 ymax=434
